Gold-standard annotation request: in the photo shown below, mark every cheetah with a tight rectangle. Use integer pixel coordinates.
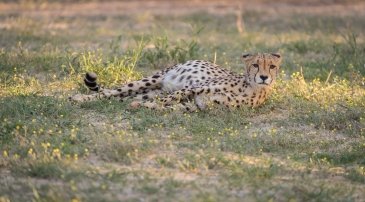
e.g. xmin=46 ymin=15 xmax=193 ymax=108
xmin=70 ymin=53 xmax=282 ymax=111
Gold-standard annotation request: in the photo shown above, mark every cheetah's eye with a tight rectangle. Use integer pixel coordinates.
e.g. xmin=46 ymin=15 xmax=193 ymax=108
xmin=252 ymin=64 xmax=259 ymax=68
xmin=270 ymin=65 xmax=276 ymax=69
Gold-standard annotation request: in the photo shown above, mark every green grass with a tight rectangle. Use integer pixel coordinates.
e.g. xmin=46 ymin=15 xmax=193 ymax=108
xmin=0 ymin=1 xmax=365 ymax=201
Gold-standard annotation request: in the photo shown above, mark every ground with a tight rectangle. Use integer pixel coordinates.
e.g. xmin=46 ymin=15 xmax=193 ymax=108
xmin=0 ymin=0 xmax=364 ymax=201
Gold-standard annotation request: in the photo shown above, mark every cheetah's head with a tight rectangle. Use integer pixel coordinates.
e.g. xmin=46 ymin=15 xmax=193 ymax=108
xmin=242 ymin=53 xmax=282 ymax=86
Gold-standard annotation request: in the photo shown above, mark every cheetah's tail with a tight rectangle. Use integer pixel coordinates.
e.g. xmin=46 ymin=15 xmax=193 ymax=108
xmin=84 ymin=72 xmax=100 ymax=91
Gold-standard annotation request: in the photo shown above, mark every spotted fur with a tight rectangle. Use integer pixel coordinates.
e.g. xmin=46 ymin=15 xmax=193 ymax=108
xmin=70 ymin=53 xmax=282 ymax=111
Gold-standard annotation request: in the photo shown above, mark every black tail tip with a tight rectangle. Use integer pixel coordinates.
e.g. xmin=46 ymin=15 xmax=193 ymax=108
xmin=85 ymin=72 xmax=97 ymax=82
xmin=84 ymin=78 xmax=97 ymax=87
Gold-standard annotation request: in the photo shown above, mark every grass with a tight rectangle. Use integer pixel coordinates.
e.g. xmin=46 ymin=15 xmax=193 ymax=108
xmin=0 ymin=1 xmax=365 ymax=201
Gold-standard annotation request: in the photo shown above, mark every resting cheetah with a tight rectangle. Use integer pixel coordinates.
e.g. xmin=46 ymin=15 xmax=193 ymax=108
xmin=70 ymin=53 xmax=282 ymax=111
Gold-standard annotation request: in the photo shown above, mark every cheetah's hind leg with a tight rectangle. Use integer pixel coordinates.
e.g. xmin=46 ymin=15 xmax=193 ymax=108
xmin=130 ymin=100 xmax=198 ymax=112
xmin=130 ymin=90 xmax=199 ymax=112
xmin=69 ymin=89 xmax=123 ymax=103
xmin=123 ymin=89 xmax=166 ymax=102
xmin=129 ymin=89 xmax=166 ymax=109
xmin=130 ymin=88 xmax=196 ymax=110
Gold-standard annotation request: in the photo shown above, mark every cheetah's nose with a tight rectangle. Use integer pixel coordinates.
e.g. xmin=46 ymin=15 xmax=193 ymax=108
xmin=260 ymin=75 xmax=268 ymax=81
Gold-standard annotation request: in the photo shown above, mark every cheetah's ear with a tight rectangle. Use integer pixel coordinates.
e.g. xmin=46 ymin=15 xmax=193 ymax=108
xmin=270 ymin=53 xmax=282 ymax=64
xmin=242 ymin=53 xmax=253 ymax=63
